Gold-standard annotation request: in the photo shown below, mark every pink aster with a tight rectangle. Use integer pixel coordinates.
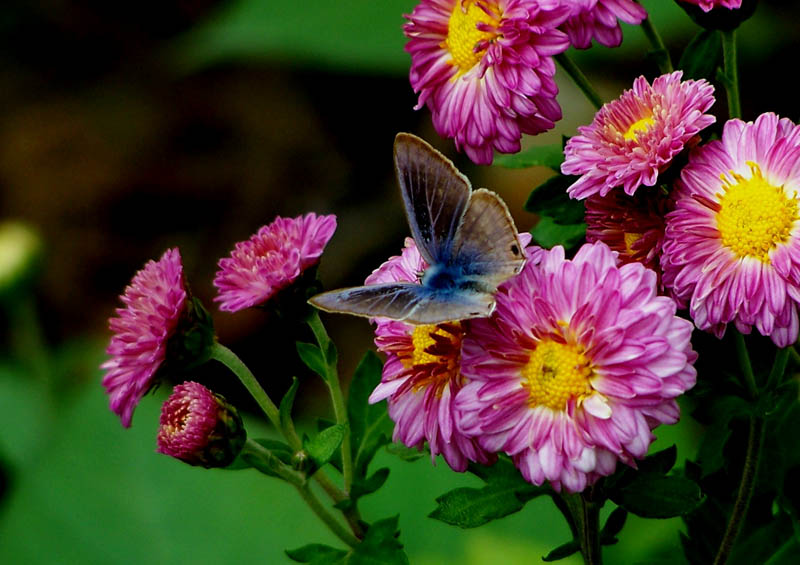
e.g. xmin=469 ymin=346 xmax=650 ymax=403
xmin=661 ymin=113 xmax=800 ymax=347
xmin=214 ymin=213 xmax=337 ymax=312
xmin=585 ymin=187 xmax=669 ymax=280
xmin=157 ymin=381 xmax=246 ymax=468
xmin=679 ymin=0 xmax=742 ymax=12
xmin=101 ymin=248 xmax=187 ymax=428
xmin=561 ymin=0 xmax=647 ymax=49
xmin=562 ymin=71 xmax=716 ymax=199
xmin=456 ymin=242 xmax=697 ymax=493
xmin=367 ymin=236 xmax=533 ymax=471
xmin=404 ymin=0 xmax=571 ymax=165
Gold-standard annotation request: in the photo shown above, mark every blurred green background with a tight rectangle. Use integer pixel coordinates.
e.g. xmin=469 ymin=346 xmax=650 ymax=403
xmin=1 ymin=0 xmax=798 ymax=563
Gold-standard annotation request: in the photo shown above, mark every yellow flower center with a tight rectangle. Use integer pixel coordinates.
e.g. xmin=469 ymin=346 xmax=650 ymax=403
xmin=402 ymin=322 xmax=464 ymax=395
xmin=623 ymin=232 xmax=643 ymax=254
xmin=716 ymin=162 xmax=799 ymax=262
xmin=521 ymin=339 xmax=593 ymax=411
xmin=623 ymin=116 xmax=655 ymax=141
xmin=445 ymin=0 xmax=500 ymax=76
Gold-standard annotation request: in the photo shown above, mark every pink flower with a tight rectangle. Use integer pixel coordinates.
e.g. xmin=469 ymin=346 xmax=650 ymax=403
xmin=562 ymin=0 xmax=647 ymax=49
xmin=214 ymin=213 xmax=337 ymax=312
xmin=404 ymin=0 xmax=571 ymax=165
xmin=562 ymin=71 xmax=716 ymax=199
xmin=679 ymin=0 xmax=742 ymax=12
xmin=157 ymin=382 xmax=245 ymax=468
xmin=101 ymin=248 xmax=187 ymax=427
xmin=661 ymin=113 xmax=800 ymax=347
xmin=585 ymin=188 xmax=669 ymax=280
xmin=456 ymin=242 xmax=696 ymax=492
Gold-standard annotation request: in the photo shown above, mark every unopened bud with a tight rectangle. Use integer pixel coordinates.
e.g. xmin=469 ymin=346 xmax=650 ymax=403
xmin=0 ymin=221 xmax=43 ymax=298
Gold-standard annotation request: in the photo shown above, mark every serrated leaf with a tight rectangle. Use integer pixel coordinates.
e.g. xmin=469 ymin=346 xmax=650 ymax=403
xmin=678 ymin=30 xmax=722 ymax=81
xmin=286 ymin=543 xmax=347 ymax=564
xmin=531 ymin=217 xmax=586 ymax=250
xmin=524 ymin=175 xmax=585 ymax=224
xmin=542 ymin=540 xmax=580 ymax=562
xmin=297 ymin=342 xmax=328 ymax=381
xmin=348 ymin=351 xmax=393 ymax=477
xmin=494 ymin=144 xmax=564 ymax=171
xmin=611 ymin=475 xmax=702 ymax=518
xmin=305 ymin=423 xmax=347 ymax=469
xmin=280 ymin=377 xmax=300 ymax=432
xmin=599 ymin=507 xmax=627 ymax=545
xmin=385 ymin=443 xmax=424 ymax=462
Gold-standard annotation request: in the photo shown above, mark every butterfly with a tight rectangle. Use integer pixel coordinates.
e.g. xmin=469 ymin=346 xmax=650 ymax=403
xmin=309 ymin=132 xmax=526 ymax=325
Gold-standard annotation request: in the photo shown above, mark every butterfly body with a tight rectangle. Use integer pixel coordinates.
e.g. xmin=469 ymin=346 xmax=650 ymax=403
xmin=309 ymin=133 xmax=525 ymax=325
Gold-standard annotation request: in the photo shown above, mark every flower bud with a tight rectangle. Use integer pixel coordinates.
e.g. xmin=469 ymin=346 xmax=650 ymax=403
xmin=0 ymin=221 xmax=43 ymax=299
xmin=157 ymin=382 xmax=245 ymax=468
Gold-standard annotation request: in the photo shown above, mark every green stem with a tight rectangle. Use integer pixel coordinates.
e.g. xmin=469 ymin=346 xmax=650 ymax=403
xmin=639 ymin=14 xmax=674 ymax=73
xmin=7 ymin=292 xmax=50 ymax=383
xmin=555 ymin=53 xmax=604 ymax=110
xmin=561 ymin=489 xmax=603 ymax=565
xmin=766 ymin=347 xmax=790 ymax=391
xmin=210 ymin=342 xmax=282 ymax=432
xmin=308 ymin=311 xmax=354 ymax=494
xmin=713 ymin=415 xmax=765 ymax=565
xmin=721 ymin=29 xmax=741 ymax=119
xmin=734 ymin=332 xmax=758 ymax=400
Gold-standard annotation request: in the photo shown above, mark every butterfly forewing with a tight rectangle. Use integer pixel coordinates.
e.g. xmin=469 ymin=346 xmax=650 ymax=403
xmin=450 ymin=188 xmax=526 ymax=289
xmin=309 ymin=283 xmax=495 ymax=325
xmin=394 ymin=133 xmax=471 ymax=266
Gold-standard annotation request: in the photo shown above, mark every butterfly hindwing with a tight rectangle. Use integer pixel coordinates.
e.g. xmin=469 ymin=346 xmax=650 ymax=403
xmin=309 ymin=283 xmax=495 ymax=325
xmin=394 ymin=133 xmax=471 ymax=266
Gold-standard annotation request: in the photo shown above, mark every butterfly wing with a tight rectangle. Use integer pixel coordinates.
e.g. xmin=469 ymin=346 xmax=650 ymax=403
xmin=450 ymin=188 xmax=526 ymax=290
xmin=394 ymin=133 xmax=471 ymax=266
xmin=309 ymin=282 xmax=495 ymax=325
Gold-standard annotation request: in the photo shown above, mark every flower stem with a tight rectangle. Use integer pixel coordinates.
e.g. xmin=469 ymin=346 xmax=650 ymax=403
xmin=308 ymin=311 xmax=354 ymax=494
xmin=555 ymin=53 xmax=604 ymax=111
xmin=639 ymin=14 xmax=674 ymax=73
xmin=766 ymin=347 xmax=790 ymax=391
xmin=734 ymin=332 xmax=758 ymax=399
xmin=712 ymin=415 xmax=765 ymax=565
xmin=561 ymin=489 xmax=603 ymax=565
xmin=210 ymin=341 xmax=282 ymax=432
xmin=721 ymin=29 xmax=741 ymax=119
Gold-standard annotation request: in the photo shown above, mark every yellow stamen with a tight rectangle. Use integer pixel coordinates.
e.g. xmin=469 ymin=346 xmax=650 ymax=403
xmin=521 ymin=340 xmax=593 ymax=411
xmin=716 ymin=161 xmax=799 ymax=263
xmin=623 ymin=116 xmax=655 ymax=141
xmin=624 ymin=232 xmax=643 ymax=254
xmin=445 ymin=1 xmax=500 ymax=76
xmin=403 ymin=323 xmax=464 ymax=395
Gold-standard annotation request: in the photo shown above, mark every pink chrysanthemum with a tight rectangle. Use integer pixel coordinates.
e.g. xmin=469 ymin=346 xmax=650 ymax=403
xmin=101 ymin=248 xmax=187 ymax=428
xmin=214 ymin=213 xmax=337 ymax=312
xmin=679 ymin=0 xmax=742 ymax=12
xmin=157 ymin=381 xmax=245 ymax=468
xmin=562 ymin=71 xmax=716 ymax=199
xmin=366 ymin=236 xmax=541 ymax=471
xmin=661 ymin=113 xmax=800 ymax=347
xmin=456 ymin=242 xmax=697 ymax=492
xmin=585 ymin=188 xmax=669 ymax=279
xmin=404 ymin=0 xmax=571 ymax=165
xmin=562 ymin=0 xmax=647 ymax=49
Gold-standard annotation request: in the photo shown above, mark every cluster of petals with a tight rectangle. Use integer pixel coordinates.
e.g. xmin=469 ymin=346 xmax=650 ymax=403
xmin=101 ymin=248 xmax=187 ymax=428
xmin=214 ymin=213 xmax=337 ymax=312
xmin=661 ymin=113 xmax=800 ymax=347
xmin=456 ymin=242 xmax=697 ymax=492
xmin=562 ymin=71 xmax=716 ymax=200
xmin=157 ymin=381 xmax=221 ymax=460
xmin=561 ymin=0 xmax=647 ymax=49
xmin=404 ymin=0 xmax=571 ymax=165
xmin=366 ymin=237 xmax=497 ymax=471
xmin=679 ymin=0 xmax=742 ymax=12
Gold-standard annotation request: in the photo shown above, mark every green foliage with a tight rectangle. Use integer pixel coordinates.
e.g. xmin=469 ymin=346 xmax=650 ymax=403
xmin=429 ymin=457 xmax=549 ymax=528
xmin=678 ymin=30 xmax=722 ymax=81
xmin=542 ymin=540 xmax=579 ymax=562
xmin=384 ymin=443 xmax=424 ymax=463
xmin=280 ymin=376 xmax=300 ymax=432
xmin=297 ymin=341 xmax=329 ymax=381
xmin=305 ymin=423 xmax=347 ymax=471
xmin=494 ymin=143 xmax=564 ymax=171
xmin=348 ymin=351 xmax=394 ymax=478
xmin=525 ymin=174 xmax=586 ymax=250
xmin=531 ymin=217 xmax=587 ymax=250
xmin=599 ymin=507 xmax=628 ymax=546
xmin=238 ymin=439 xmax=294 ymax=478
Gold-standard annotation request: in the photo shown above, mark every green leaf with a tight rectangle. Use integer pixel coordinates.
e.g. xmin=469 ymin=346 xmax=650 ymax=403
xmin=385 ymin=443 xmax=424 ymax=462
xmin=638 ymin=444 xmax=678 ymax=475
xmin=678 ymin=30 xmax=722 ymax=81
xmin=429 ymin=458 xmax=549 ymax=528
xmin=611 ymin=475 xmax=702 ymax=518
xmin=531 ymin=217 xmax=586 ymax=250
xmin=542 ymin=540 xmax=579 ymax=562
xmin=348 ymin=351 xmax=393 ymax=477
xmin=241 ymin=439 xmax=294 ymax=479
xmin=280 ymin=377 xmax=300 ymax=433
xmin=494 ymin=144 xmax=564 ymax=171
xmin=297 ymin=342 xmax=328 ymax=381
xmin=524 ymin=175 xmax=585 ymax=224
xmin=695 ymin=395 xmax=750 ymax=477
xmin=764 ymin=538 xmax=800 ymax=565
xmin=304 ymin=423 xmax=347 ymax=470
xmin=336 ymin=467 xmax=391 ymax=511
xmin=599 ymin=507 xmax=627 ymax=545
xmin=349 ymin=515 xmax=408 ymax=565
xmin=286 ymin=543 xmax=347 ymax=564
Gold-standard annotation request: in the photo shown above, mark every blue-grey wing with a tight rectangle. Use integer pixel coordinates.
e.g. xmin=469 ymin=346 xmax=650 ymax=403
xmin=451 ymin=188 xmax=526 ymax=290
xmin=309 ymin=282 xmax=495 ymax=325
xmin=394 ymin=133 xmax=471 ymax=267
